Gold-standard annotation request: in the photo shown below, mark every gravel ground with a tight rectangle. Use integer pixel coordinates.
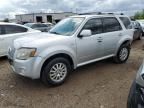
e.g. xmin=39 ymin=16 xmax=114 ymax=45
xmin=0 ymin=39 xmax=144 ymax=108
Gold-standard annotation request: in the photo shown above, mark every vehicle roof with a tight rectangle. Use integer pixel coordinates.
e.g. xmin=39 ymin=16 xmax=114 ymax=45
xmin=24 ymin=23 xmax=47 ymax=25
xmin=71 ymin=14 xmax=128 ymax=19
xmin=137 ymin=19 xmax=144 ymax=22
xmin=0 ymin=22 xmax=33 ymax=30
xmin=0 ymin=22 xmax=19 ymax=25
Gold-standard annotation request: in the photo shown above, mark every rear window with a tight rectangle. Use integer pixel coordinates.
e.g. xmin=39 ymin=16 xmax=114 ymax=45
xmin=40 ymin=24 xmax=48 ymax=27
xmin=32 ymin=24 xmax=48 ymax=28
xmin=120 ymin=17 xmax=132 ymax=29
xmin=103 ymin=17 xmax=122 ymax=33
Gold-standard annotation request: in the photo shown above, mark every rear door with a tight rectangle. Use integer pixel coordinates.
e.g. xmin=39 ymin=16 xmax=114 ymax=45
xmin=119 ymin=17 xmax=133 ymax=39
xmin=101 ymin=17 xmax=123 ymax=56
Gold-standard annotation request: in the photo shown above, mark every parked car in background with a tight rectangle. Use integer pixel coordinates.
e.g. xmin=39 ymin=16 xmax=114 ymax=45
xmin=131 ymin=21 xmax=143 ymax=40
xmin=8 ymin=14 xmax=133 ymax=86
xmin=43 ymin=22 xmax=53 ymax=27
xmin=0 ymin=22 xmax=40 ymax=57
xmin=24 ymin=23 xmax=52 ymax=32
xmin=127 ymin=61 xmax=144 ymax=108
xmin=137 ymin=20 xmax=144 ymax=35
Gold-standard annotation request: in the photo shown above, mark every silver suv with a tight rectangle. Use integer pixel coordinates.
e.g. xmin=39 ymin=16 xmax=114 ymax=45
xmin=8 ymin=14 xmax=134 ymax=85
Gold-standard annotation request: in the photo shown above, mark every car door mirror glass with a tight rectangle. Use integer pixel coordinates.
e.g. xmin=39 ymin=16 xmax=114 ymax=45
xmin=79 ymin=29 xmax=92 ymax=37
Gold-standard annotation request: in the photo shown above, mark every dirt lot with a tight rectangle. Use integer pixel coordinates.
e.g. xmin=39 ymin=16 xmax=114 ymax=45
xmin=0 ymin=39 xmax=144 ymax=108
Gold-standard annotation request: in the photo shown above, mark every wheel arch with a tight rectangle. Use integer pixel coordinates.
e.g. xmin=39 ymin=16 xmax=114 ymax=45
xmin=115 ymin=39 xmax=131 ymax=55
xmin=40 ymin=53 xmax=74 ymax=79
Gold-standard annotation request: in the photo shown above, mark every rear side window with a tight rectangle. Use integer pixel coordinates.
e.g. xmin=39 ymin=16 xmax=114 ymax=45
xmin=83 ymin=18 xmax=103 ymax=35
xmin=103 ymin=17 xmax=122 ymax=33
xmin=120 ymin=17 xmax=132 ymax=29
xmin=4 ymin=25 xmax=28 ymax=34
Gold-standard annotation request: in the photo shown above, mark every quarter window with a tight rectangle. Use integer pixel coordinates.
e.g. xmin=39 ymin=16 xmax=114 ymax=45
xmin=83 ymin=18 xmax=103 ymax=35
xmin=120 ymin=17 xmax=132 ymax=29
xmin=103 ymin=17 xmax=122 ymax=33
xmin=4 ymin=25 xmax=28 ymax=34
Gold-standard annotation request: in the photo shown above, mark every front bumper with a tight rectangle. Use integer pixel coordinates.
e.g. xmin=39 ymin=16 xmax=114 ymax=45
xmin=127 ymin=81 xmax=144 ymax=108
xmin=8 ymin=56 xmax=43 ymax=79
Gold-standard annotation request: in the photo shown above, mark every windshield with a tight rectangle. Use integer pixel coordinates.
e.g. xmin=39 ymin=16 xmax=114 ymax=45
xmin=49 ymin=17 xmax=84 ymax=36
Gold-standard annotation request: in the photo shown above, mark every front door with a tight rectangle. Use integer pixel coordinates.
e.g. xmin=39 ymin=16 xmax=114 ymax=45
xmin=76 ymin=18 xmax=103 ymax=65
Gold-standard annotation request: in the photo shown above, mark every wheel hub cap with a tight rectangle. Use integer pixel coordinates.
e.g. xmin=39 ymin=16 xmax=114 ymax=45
xmin=119 ymin=48 xmax=128 ymax=61
xmin=49 ymin=63 xmax=67 ymax=82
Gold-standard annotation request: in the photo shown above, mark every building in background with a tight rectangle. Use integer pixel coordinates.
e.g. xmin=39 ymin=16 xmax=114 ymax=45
xmin=16 ymin=12 xmax=77 ymax=24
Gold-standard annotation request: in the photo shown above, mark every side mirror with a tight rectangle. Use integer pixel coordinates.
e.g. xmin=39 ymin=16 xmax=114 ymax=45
xmin=79 ymin=29 xmax=92 ymax=37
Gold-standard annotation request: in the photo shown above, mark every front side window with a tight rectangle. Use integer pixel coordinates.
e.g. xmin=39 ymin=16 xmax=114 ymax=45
xmin=103 ymin=17 xmax=122 ymax=33
xmin=4 ymin=25 xmax=28 ymax=34
xmin=49 ymin=17 xmax=84 ymax=36
xmin=120 ymin=17 xmax=132 ymax=29
xmin=83 ymin=18 xmax=103 ymax=35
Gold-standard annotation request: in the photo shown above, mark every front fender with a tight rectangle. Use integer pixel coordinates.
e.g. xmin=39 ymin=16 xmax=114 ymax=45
xmin=38 ymin=45 xmax=77 ymax=69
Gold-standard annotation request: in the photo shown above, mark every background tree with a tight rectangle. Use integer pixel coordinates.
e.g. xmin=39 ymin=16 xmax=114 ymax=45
xmin=134 ymin=9 xmax=144 ymax=19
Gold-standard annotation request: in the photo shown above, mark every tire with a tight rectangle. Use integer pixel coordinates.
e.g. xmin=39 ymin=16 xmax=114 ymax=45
xmin=127 ymin=81 xmax=137 ymax=108
xmin=41 ymin=57 xmax=72 ymax=86
xmin=113 ymin=44 xmax=130 ymax=64
xmin=138 ymin=32 xmax=143 ymax=40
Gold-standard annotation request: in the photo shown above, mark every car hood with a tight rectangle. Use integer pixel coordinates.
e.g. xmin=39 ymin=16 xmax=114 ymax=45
xmin=14 ymin=32 xmax=66 ymax=49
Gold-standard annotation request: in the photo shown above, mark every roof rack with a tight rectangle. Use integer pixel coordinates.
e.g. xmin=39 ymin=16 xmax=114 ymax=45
xmin=79 ymin=12 xmax=124 ymax=15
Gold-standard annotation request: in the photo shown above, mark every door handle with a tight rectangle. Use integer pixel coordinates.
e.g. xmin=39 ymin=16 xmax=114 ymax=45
xmin=98 ymin=40 xmax=102 ymax=42
xmin=97 ymin=37 xmax=103 ymax=42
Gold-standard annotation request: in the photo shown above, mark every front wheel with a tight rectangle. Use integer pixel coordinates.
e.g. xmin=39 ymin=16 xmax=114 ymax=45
xmin=41 ymin=57 xmax=72 ymax=86
xmin=113 ymin=44 xmax=130 ymax=64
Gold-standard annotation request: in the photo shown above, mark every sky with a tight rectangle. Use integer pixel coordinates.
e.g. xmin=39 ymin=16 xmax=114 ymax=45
xmin=0 ymin=0 xmax=144 ymax=19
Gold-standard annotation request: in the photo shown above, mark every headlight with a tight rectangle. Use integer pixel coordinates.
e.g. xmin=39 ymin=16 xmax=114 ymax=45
xmin=16 ymin=48 xmax=37 ymax=60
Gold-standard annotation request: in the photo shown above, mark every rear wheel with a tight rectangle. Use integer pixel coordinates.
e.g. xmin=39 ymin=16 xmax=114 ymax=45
xmin=41 ymin=57 xmax=72 ymax=86
xmin=113 ymin=44 xmax=130 ymax=64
